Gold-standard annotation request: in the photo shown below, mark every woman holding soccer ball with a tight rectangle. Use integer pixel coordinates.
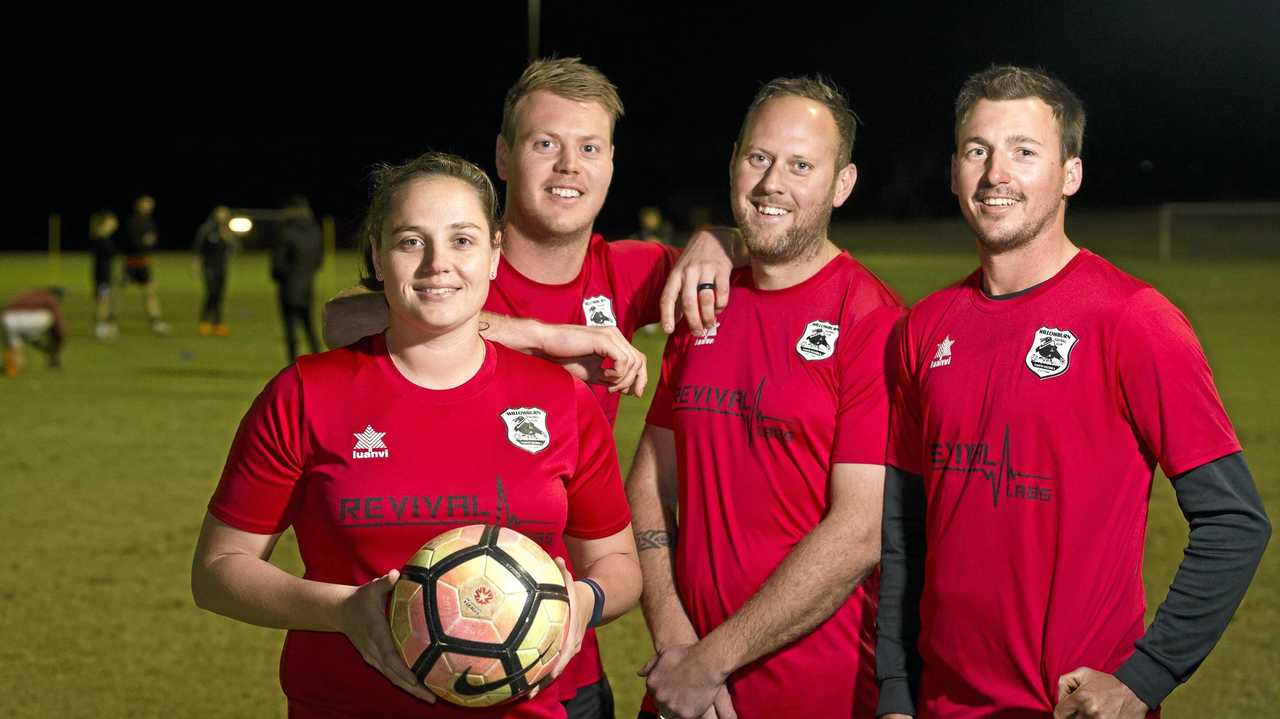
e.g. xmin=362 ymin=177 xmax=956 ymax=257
xmin=192 ymin=152 xmax=641 ymax=718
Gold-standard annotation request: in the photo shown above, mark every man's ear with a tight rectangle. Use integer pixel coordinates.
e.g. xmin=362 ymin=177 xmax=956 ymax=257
xmin=495 ymin=134 xmax=510 ymax=182
xmin=832 ymin=163 xmax=858 ymax=209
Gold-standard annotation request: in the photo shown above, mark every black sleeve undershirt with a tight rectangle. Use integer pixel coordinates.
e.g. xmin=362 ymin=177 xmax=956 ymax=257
xmin=876 ymin=464 xmax=926 ymax=717
xmin=1115 ymin=451 xmax=1271 ymax=709
xmin=874 ymin=452 xmax=1270 ymax=717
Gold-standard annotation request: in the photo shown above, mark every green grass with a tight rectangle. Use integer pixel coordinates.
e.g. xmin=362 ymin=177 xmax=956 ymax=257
xmin=0 ymin=228 xmax=1275 ymax=717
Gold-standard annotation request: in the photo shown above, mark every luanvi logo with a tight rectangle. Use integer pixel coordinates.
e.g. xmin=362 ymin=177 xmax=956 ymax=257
xmin=930 ymin=336 xmax=955 ymax=369
xmin=930 ymin=426 xmax=1055 ymax=507
xmin=352 ymin=425 xmax=389 ymax=459
xmin=694 ymin=324 xmax=718 ymax=347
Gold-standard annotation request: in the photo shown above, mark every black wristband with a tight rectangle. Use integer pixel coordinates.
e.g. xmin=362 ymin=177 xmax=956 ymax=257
xmin=580 ymin=578 xmax=605 ymax=629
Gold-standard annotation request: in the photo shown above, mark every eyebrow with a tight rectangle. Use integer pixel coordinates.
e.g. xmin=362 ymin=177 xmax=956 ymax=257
xmin=962 ymin=134 xmax=1044 ymax=147
xmin=1007 ymin=134 xmax=1043 ymax=146
xmin=528 ymin=129 xmax=607 ymax=144
xmin=387 ymin=222 xmax=483 ymax=235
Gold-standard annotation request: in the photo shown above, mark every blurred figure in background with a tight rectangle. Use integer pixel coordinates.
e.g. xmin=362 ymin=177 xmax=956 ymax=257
xmin=271 ymin=195 xmax=323 ymax=362
xmin=121 ymin=194 xmax=172 ymax=335
xmin=193 ymin=205 xmax=237 ymax=336
xmin=88 ymin=210 xmax=120 ymax=341
xmin=636 ymin=206 xmax=674 ymax=245
xmin=2 ymin=287 xmax=66 ymax=378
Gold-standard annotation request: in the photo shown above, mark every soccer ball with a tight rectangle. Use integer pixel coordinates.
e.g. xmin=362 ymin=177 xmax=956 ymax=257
xmin=388 ymin=524 xmax=569 ymax=707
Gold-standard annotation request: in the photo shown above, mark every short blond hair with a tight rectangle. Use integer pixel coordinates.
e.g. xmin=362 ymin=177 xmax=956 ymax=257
xmin=955 ymin=65 xmax=1086 ymax=161
xmin=500 ymin=57 xmax=624 ymax=147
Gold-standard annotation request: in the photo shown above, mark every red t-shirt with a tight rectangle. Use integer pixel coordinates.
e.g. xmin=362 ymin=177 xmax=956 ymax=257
xmin=887 ymin=250 xmax=1240 ymax=718
xmin=486 ymin=234 xmax=678 ymax=425
xmin=208 ymin=336 xmax=630 ymax=719
xmin=645 ymin=253 xmax=903 ymax=719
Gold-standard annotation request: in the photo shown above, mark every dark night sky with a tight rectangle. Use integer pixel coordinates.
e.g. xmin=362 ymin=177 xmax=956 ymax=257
xmin=12 ymin=1 xmax=1279 ymax=250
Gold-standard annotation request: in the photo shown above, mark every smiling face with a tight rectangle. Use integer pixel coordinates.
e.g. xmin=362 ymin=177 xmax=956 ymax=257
xmin=730 ymin=95 xmax=856 ymax=266
xmin=951 ymin=97 xmax=1082 ymax=254
xmin=495 ymin=90 xmax=614 ymax=244
xmin=372 ymin=176 xmax=499 ymax=338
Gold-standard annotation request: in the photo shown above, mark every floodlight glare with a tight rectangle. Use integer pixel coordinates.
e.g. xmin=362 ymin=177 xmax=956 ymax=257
xmin=228 ymin=217 xmax=253 ymax=233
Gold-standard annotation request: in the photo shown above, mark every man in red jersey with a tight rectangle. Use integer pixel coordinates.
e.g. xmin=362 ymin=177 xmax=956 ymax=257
xmin=876 ymin=66 xmax=1270 ymax=719
xmin=324 ymin=57 xmax=742 ymax=424
xmin=322 ymin=57 xmax=739 ymax=717
xmin=629 ymin=76 xmax=903 ymax=719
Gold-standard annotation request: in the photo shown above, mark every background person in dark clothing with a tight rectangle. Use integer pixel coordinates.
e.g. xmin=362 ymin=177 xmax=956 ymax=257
xmin=271 ymin=196 xmax=322 ymax=362
xmin=89 ymin=210 xmax=120 ymax=341
xmin=193 ymin=205 xmax=237 ymax=336
xmin=122 ymin=194 xmax=172 ymax=335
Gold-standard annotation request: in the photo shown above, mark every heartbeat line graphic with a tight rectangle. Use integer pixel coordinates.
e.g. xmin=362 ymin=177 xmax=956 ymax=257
xmin=672 ymin=378 xmax=795 ymax=446
xmin=492 ymin=476 xmax=555 ymax=528
xmin=936 ymin=426 xmax=1053 ymax=507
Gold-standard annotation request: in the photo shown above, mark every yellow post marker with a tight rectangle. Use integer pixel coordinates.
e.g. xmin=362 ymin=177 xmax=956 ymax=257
xmin=322 ymin=215 xmax=336 ymax=295
xmin=48 ymin=213 xmax=61 ymax=283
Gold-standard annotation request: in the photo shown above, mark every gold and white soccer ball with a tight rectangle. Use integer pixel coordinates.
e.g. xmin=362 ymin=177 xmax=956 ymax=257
xmin=388 ymin=524 xmax=569 ymax=707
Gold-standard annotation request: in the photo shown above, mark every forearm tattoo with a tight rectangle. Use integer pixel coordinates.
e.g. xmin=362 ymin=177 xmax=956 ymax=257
xmin=635 ymin=529 xmax=675 ymax=552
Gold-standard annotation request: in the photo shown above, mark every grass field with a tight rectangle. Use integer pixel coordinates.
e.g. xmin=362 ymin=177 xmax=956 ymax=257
xmin=1 ymin=221 xmax=1275 ymax=717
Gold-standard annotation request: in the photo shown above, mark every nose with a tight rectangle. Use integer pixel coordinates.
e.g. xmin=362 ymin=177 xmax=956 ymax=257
xmin=553 ymin=144 xmax=579 ymax=175
xmin=417 ymin=239 xmax=450 ymax=276
xmin=755 ymin=161 xmax=785 ymax=196
xmin=982 ymin=151 xmax=1011 ymax=187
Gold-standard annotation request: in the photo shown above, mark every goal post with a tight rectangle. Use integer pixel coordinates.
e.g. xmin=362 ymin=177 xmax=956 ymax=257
xmin=1157 ymin=202 xmax=1280 ymax=262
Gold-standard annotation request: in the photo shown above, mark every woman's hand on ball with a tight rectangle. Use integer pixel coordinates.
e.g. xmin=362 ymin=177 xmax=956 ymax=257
xmin=338 ymin=569 xmax=438 ymax=704
xmin=530 ymin=558 xmax=594 ymax=699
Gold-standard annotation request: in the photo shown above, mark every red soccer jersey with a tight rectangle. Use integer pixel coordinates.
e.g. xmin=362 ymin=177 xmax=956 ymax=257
xmin=208 ymin=336 xmax=630 ymax=719
xmin=645 ymin=253 xmax=903 ymax=719
xmin=486 ymin=234 xmax=678 ymax=425
xmin=887 ymin=250 xmax=1240 ymax=718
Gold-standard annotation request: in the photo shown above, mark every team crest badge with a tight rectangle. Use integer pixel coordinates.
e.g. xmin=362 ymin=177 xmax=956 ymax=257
xmin=796 ymin=320 xmax=840 ymax=361
xmin=500 ymin=408 xmax=550 ymax=454
xmin=582 ymin=296 xmax=617 ymax=327
xmin=1025 ymin=327 xmax=1078 ymax=379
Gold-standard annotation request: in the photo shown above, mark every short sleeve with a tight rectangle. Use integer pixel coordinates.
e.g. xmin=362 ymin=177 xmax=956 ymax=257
xmin=832 ymin=304 xmax=904 ymax=465
xmin=609 ymin=240 xmax=679 ymax=330
xmin=208 ymin=366 xmax=308 ymax=534
xmin=644 ymin=331 xmax=685 ymax=430
xmin=564 ymin=379 xmax=631 ymax=539
xmin=1115 ymin=288 xmax=1240 ymax=477
xmin=885 ymin=313 xmax=925 ymax=475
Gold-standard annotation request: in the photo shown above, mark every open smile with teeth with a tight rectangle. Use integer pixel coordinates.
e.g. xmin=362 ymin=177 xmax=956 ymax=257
xmin=415 ymin=287 xmax=459 ymax=296
xmin=548 ymin=187 xmax=582 ymax=198
xmin=752 ymin=202 xmax=791 ymax=216
xmin=979 ymin=197 xmax=1019 ymax=207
